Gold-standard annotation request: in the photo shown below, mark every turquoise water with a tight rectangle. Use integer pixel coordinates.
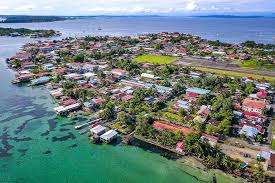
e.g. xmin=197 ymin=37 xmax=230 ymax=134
xmin=0 ymin=38 xmax=204 ymax=182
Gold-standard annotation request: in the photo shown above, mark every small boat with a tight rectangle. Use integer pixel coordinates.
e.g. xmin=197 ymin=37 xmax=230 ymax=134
xmin=98 ymin=27 xmax=102 ymax=31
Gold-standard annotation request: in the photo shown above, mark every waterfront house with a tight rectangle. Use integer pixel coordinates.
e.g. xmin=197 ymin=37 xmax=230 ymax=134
xmin=90 ymin=125 xmax=106 ymax=136
xmin=100 ymin=130 xmax=118 ymax=143
xmin=54 ymin=102 xmax=81 ymax=115
xmin=31 ymin=76 xmax=50 ymax=86
xmin=176 ymin=141 xmax=184 ymax=153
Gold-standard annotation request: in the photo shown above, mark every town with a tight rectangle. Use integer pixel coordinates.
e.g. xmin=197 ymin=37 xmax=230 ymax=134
xmin=6 ymin=32 xmax=275 ymax=182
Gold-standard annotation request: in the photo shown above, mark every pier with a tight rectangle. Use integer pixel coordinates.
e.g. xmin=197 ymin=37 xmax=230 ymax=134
xmin=74 ymin=118 xmax=101 ymax=130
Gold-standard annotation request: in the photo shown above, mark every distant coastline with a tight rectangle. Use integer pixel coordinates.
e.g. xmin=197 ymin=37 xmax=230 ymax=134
xmin=193 ymin=15 xmax=274 ymax=18
xmin=0 ymin=27 xmax=61 ymax=38
xmin=0 ymin=15 xmax=69 ymax=23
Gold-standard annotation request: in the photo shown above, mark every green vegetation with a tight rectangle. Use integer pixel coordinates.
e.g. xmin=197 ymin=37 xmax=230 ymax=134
xmin=195 ymin=67 xmax=275 ymax=83
xmin=241 ymin=59 xmax=275 ymax=71
xmin=1 ymin=15 xmax=66 ymax=23
xmin=162 ymin=112 xmax=183 ymax=123
xmin=135 ymin=54 xmax=177 ymax=65
xmin=185 ymin=132 xmax=241 ymax=172
xmin=0 ymin=27 xmax=59 ymax=37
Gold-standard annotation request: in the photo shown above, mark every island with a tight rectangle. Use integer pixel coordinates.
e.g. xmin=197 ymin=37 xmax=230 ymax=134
xmin=0 ymin=27 xmax=61 ymax=38
xmin=6 ymin=32 xmax=275 ymax=182
xmin=0 ymin=15 xmax=67 ymax=23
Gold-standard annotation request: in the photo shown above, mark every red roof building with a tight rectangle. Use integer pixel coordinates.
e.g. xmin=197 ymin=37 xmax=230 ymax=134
xmin=176 ymin=141 xmax=185 ymax=153
xmin=242 ymin=98 xmax=267 ymax=114
xmin=152 ymin=121 xmax=191 ymax=136
xmin=111 ymin=68 xmax=127 ymax=77
xmin=256 ymin=90 xmax=268 ymax=99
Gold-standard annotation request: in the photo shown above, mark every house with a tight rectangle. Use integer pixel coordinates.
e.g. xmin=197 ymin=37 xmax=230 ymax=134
xmin=176 ymin=141 xmax=184 ymax=153
xmin=201 ymin=134 xmax=219 ymax=147
xmin=186 ymin=87 xmax=211 ymax=95
xmin=31 ymin=76 xmax=50 ymax=85
xmin=100 ymin=130 xmax=118 ymax=143
xmin=242 ymin=98 xmax=267 ymax=114
xmin=197 ymin=105 xmax=210 ymax=117
xmin=121 ymin=94 xmax=134 ymax=102
xmin=173 ymin=100 xmax=189 ymax=111
xmin=111 ymin=68 xmax=127 ymax=77
xmin=43 ymin=63 xmax=54 ymax=71
xmin=141 ymin=73 xmax=155 ymax=79
xmin=239 ymin=125 xmax=260 ymax=139
xmin=90 ymin=125 xmax=106 ymax=136
xmin=59 ymin=99 xmax=77 ymax=106
xmin=91 ymin=97 xmax=105 ymax=106
xmin=54 ymin=102 xmax=81 ymax=115
xmin=83 ymin=102 xmax=93 ymax=109
xmin=256 ymin=90 xmax=268 ymax=99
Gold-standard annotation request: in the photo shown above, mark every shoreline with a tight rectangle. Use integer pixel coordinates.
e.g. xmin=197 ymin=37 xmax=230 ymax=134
xmin=177 ymin=156 xmax=247 ymax=183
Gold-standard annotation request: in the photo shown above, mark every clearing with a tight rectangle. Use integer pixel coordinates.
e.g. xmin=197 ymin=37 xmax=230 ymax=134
xmin=135 ymin=54 xmax=177 ymax=65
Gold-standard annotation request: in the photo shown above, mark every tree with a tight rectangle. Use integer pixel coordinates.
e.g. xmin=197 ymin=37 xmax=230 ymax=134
xmin=252 ymin=163 xmax=265 ymax=183
xmin=100 ymin=101 xmax=115 ymax=120
xmin=244 ymin=83 xmax=255 ymax=95
xmin=184 ymin=132 xmax=201 ymax=154
xmin=155 ymin=43 xmax=164 ymax=50
xmin=73 ymin=53 xmax=85 ymax=62
xmin=172 ymin=83 xmax=186 ymax=97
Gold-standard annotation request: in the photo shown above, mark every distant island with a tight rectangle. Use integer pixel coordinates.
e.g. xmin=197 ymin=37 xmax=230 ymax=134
xmin=0 ymin=15 xmax=68 ymax=23
xmin=194 ymin=15 xmax=268 ymax=18
xmin=0 ymin=27 xmax=61 ymax=38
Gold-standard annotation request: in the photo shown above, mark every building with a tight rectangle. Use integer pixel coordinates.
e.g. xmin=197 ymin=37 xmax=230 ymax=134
xmin=43 ymin=63 xmax=54 ymax=71
xmin=100 ymin=130 xmax=118 ymax=143
xmin=242 ymin=98 xmax=267 ymax=114
xmin=90 ymin=125 xmax=106 ymax=136
xmin=186 ymin=87 xmax=211 ymax=95
xmin=111 ymin=68 xmax=127 ymax=77
xmin=239 ymin=125 xmax=260 ymax=139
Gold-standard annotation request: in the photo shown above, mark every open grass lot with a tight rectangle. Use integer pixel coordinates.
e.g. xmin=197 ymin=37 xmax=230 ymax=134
xmin=241 ymin=59 xmax=275 ymax=71
xmin=135 ymin=54 xmax=177 ymax=65
xmin=195 ymin=67 xmax=275 ymax=83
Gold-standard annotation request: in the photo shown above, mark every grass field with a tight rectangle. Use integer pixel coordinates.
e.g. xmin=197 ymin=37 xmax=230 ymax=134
xmin=241 ymin=59 xmax=275 ymax=71
xmin=195 ymin=67 xmax=275 ymax=83
xmin=135 ymin=54 xmax=177 ymax=64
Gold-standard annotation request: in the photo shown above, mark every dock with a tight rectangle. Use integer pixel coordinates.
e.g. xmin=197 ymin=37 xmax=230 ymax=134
xmin=75 ymin=119 xmax=101 ymax=130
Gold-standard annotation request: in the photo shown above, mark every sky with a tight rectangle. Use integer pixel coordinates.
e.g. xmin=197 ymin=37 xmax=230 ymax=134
xmin=0 ymin=0 xmax=274 ymax=16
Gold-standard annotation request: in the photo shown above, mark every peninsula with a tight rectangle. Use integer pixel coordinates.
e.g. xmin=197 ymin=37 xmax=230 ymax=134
xmin=0 ymin=27 xmax=61 ymax=38
xmin=7 ymin=32 xmax=275 ymax=182
xmin=0 ymin=15 xmax=67 ymax=23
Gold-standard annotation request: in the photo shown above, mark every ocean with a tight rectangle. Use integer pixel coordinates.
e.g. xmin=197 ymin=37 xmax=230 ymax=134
xmin=0 ymin=16 xmax=274 ymax=183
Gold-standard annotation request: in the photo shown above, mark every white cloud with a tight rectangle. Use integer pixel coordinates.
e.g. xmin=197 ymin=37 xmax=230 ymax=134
xmin=0 ymin=0 xmax=273 ymax=15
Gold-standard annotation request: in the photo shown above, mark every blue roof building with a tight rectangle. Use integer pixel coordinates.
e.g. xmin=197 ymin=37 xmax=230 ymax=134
xmin=186 ymin=87 xmax=211 ymax=95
